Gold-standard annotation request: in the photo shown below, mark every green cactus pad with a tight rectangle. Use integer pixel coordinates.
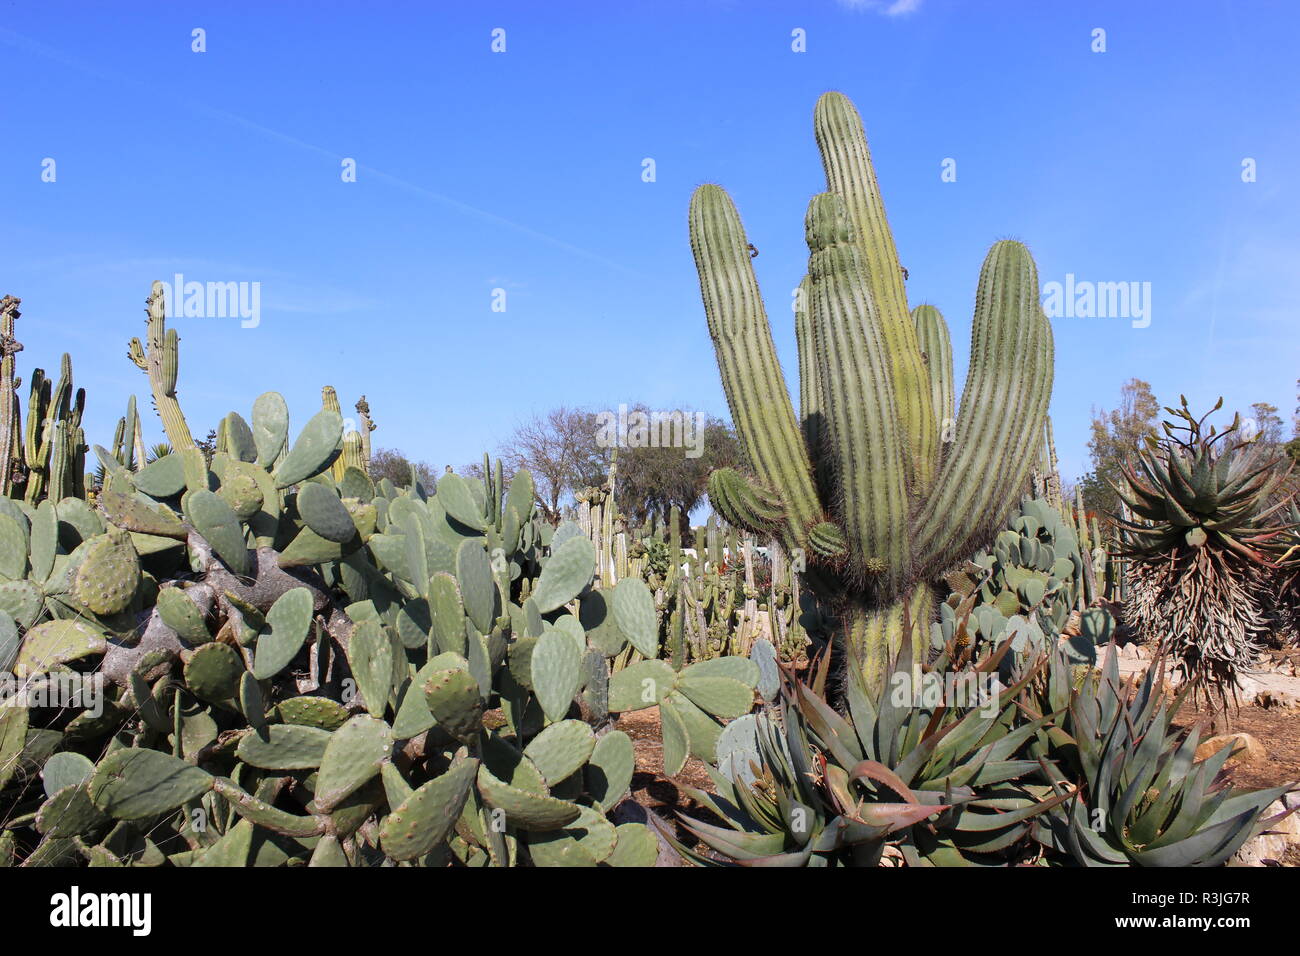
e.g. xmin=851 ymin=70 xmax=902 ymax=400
xmin=297 ymin=482 xmax=356 ymax=543
xmin=30 ymin=500 xmax=57 ymax=581
xmin=236 ymin=723 xmax=332 ymax=770
xmin=456 ymin=539 xmax=495 ymax=634
xmin=348 ymin=619 xmax=393 ymax=718
xmin=157 ymin=586 xmax=211 ymax=643
xmin=667 ymin=690 xmax=724 ymax=761
xmin=522 ymin=719 xmax=596 ymax=788
xmin=222 ymin=412 xmax=258 ymax=462
xmin=475 ymin=765 xmax=581 ymax=831
xmin=135 ymin=453 xmax=187 ymax=498
xmin=608 ymin=659 xmax=676 ymax=712
xmin=428 ymin=572 xmax=466 ymax=656
xmin=15 ymin=619 xmax=107 ymax=677
xmin=531 ymin=535 xmax=595 ymax=613
xmin=612 ymin=577 xmax=658 ymax=658
xmin=526 ymin=804 xmax=617 ymax=866
xmin=183 ymin=642 xmax=244 ymax=701
xmin=679 ymin=655 xmax=760 ymax=686
xmin=273 ymin=409 xmax=343 ymax=489
xmin=579 ymin=587 xmax=628 ymax=658
xmin=423 ymin=668 xmax=483 ymax=743
xmin=379 ymin=755 xmax=479 ymax=861
xmin=36 ymin=783 xmax=109 ymax=838
xmin=277 ymin=524 xmax=358 ymax=568
xmin=97 ymin=489 xmax=186 ymax=538
xmin=659 ymin=696 xmax=690 ymax=776
xmin=340 ymin=466 xmax=374 ymax=502
xmin=217 ymin=469 xmax=264 ymax=520
xmin=313 ymin=715 xmax=393 ymax=812
xmin=436 ymin=473 xmax=487 ymax=531
xmin=274 ymin=695 xmax=349 ymax=731
xmin=252 ymin=587 xmax=314 ymax=679
xmin=585 ymin=730 xmax=634 ymax=813
xmin=0 ymin=581 xmax=41 ymax=629
xmin=193 ymin=820 xmax=255 ymax=867
xmin=41 ymin=752 xmax=96 ymax=799
xmin=88 ymin=749 xmax=214 ymax=819
xmin=70 ymin=532 xmax=141 ymax=616
xmin=251 ymin=391 xmax=290 ymax=467
xmin=0 ymin=515 xmax=27 ymax=579
xmin=604 ymin=823 xmax=658 ymax=867
xmin=183 ymin=489 xmax=250 ymax=575
xmin=675 ymin=674 xmax=753 ymax=718
xmin=530 ymin=628 xmax=585 ymax=722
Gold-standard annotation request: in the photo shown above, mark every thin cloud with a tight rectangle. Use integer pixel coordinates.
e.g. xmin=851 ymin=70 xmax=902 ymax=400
xmin=836 ymin=0 xmax=923 ymax=16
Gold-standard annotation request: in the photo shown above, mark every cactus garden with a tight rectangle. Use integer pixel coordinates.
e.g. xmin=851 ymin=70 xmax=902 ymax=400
xmin=5 ymin=5 xmax=1300 ymax=897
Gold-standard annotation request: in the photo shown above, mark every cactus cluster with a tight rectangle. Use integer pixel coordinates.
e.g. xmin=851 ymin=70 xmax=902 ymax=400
xmin=690 ymin=92 xmax=1054 ymax=692
xmin=939 ymin=497 xmax=1115 ymax=666
xmin=0 ymin=282 xmax=764 ymax=867
xmin=0 ymin=295 xmax=88 ymax=505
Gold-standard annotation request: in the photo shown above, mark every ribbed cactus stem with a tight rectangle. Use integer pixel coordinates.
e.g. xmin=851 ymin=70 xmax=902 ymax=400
xmin=912 ymin=304 xmax=954 ymax=441
xmin=815 ymin=91 xmax=936 ymax=492
xmin=0 ymin=295 xmax=21 ymax=496
xmin=689 ymin=185 xmax=821 ymax=549
xmin=805 ymin=192 xmax=909 ymax=593
xmin=910 ymin=241 xmax=1053 ymax=578
xmin=129 ymin=282 xmax=196 ymax=452
xmin=354 ymin=395 xmax=376 ymax=475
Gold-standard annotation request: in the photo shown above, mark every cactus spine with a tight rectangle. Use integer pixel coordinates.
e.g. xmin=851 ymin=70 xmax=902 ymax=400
xmin=690 ymin=92 xmax=1054 ymax=691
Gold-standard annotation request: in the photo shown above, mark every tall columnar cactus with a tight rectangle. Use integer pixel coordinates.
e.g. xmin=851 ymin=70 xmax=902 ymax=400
xmin=0 ymin=295 xmax=22 ymax=496
xmin=128 ymin=281 xmax=197 ymax=452
xmin=691 ymin=92 xmax=1054 ymax=691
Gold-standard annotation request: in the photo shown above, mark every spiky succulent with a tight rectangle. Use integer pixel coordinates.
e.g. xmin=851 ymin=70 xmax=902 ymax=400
xmin=1028 ymin=644 xmax=1293 ymax=866
xmin=1114 ymin=398 xmax=1293 ymax=705
xmin=665 ymin=635 xmax=1067 ymax=866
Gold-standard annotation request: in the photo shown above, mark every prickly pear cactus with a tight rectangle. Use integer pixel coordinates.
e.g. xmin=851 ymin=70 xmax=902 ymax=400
xmin=934 ymin=497 xmax=1115 ymax=666
xmin=0 ymin=283 xmax=760 ymax=868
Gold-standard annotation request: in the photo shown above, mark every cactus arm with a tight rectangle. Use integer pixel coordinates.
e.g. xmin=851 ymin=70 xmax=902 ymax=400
xmin=689 ymin=184 xmax=820 ymax=548
xmin=130 ymin=282 xmax=197 ymax=452
xmin=805 ymin=193 xmax=910 ymax=594
xmin=814 ymin=92 xmax=936 ymax=492
xmin=910 ymin=240 xmax=1054 ymax=578
xmin=912 ymin=304 xmax=954 ymax=441
xmin=794 ymin=273 xmax=837 ymax=504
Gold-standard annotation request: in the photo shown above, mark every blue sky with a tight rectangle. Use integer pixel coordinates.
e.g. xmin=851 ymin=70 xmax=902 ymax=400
xmin=3 ymin=0 xmax=1298 ymax=485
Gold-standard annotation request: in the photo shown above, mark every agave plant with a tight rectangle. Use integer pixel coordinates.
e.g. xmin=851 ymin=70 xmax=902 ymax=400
xmin=663 ymin=632 xmax=1068 ymax=866
xmin=1028 ymin=644 xmax=1293 ymax=866
xmin=1114 ymin=397 xmax=1294 ymax=706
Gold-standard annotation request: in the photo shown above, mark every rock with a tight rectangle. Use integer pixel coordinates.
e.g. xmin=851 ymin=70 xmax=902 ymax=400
xmin=1231 ymin=793 xmax=1300 ymax=866
xmin=1194 ymin=732 xmax=1266 ymax=765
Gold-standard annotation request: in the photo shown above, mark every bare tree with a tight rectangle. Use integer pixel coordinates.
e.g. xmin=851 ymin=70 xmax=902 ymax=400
xmin=499 ymin=407 xmax=608 ymax=520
